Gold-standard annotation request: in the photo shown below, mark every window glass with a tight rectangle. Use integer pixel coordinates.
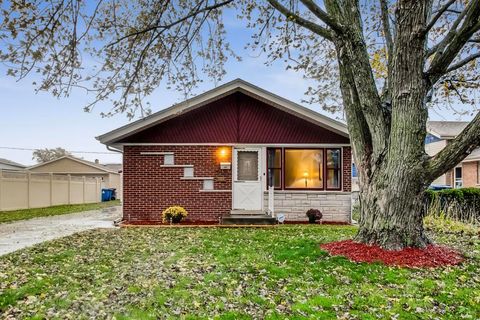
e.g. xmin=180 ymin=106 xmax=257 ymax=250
xmin=267 ymin=148 xmax=281 ymax=188
xmin=237 ymin=151 xmax=258 ymax=181
xmin=477 ymin=161 xmax=480 ymax=184
xmin=454 ymin=167 xmax=462 ymax=188
xmin=284 ymin=149 xmax=323 ymax=189
xmin=326 ymin=149 xmax=341 ymax=189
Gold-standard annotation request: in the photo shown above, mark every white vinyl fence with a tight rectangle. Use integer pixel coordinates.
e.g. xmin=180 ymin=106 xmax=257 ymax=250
xmin=0 ymin=169 xmax=102 ymax=211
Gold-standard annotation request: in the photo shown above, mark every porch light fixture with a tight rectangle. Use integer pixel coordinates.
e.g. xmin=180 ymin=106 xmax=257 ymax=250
xmin=217 ymin=147 xmax=231 ymax=169
xmin=217 ymin=147 xmax=230 ymax=161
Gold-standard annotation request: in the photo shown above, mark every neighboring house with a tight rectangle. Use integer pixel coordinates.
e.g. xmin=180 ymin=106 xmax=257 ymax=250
xmin=426 ymin=121 xmax=480 ymax=188
xmin=28 ymin=156 xmax=122 ymax=198
xmin=103 ymin=163 xmax=123 ymax=174
xmin=97 ymin=79 xmax=352 ymax=224
xmin=0 ymin=158 xmax=27 ymax=170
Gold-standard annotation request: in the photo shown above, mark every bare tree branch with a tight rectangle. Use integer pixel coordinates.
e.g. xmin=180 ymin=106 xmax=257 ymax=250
xmin=107 ymin=0 xmax=233 ymax=47
xmin=428 ymin=111 xmax=480 ymax=180
xmin=445 ymin=52 xmax=480 ymax=73
xmin=299 ymin=0 xmax=343 ymax=33
xmin=266 ymin=0 xmax=335 ymax=41
xmin=426 ymin=0 xmax=480 ymax=84
xmin=424 ymin=0 xmax=457 ymax=34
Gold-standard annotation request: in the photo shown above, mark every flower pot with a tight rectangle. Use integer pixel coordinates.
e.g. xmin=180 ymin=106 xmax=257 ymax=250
xmin=171 ymin=216 xmax=183 ymax=224
xmin=308 ymin=216 xmax=317 ymax=224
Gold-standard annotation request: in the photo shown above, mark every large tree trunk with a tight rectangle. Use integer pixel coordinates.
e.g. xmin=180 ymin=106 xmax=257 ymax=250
xmin=355 ymin=169 xmax=430 ymax=250
xmin=330 ymin=0 xmax=434 ymax=250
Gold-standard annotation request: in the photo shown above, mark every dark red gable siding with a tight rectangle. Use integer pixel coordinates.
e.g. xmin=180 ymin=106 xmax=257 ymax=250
xmin=119 ymin=92 xmax=349 ymax=144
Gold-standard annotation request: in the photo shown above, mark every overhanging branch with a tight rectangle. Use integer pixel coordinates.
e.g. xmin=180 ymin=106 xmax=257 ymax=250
xmin=424 ymin=0 xmax=457 ymax=34
xmin=445 ymin=52 xmax=480 ymax=73
xmin=266 ymin=0 xmax=335 ymax=41
xmin=426 ymin=0 xmax=480 ymax=85
xmin=107 ymin=0 xmax=233 ymax=47
xmin=299 ymin=0 xmax=343 ymax=33
xmin=428 ymin=111 xmax=480 ymax=180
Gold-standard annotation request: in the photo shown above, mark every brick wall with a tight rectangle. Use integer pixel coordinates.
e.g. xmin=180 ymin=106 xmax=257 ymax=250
xmin=462 ymin=161 xmax=479 ymax=187
xmin=123 ymin=145 xmax=232 ymax=222
xmin=123 ymin=144 xmax=352 ymax=223
xmin=343 ymin=147 xmax=352 ymax=192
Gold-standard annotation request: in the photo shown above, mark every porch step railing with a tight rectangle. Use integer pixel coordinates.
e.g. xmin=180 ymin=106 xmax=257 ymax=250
xmin=268 ymin=186 xmax=274 ymax=217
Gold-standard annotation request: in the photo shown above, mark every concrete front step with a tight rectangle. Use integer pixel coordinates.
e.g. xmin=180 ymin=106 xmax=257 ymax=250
xmin=230 ymin=210 xmax=265 ymax=215
xmin=222 ymin=214 xmax=276 ymax=225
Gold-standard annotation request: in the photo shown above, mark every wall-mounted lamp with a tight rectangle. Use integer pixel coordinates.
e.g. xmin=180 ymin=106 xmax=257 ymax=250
xmin=217 ymin=147 xmax=230 ymax=160
xmin=217 ymin=147 xmax=231 ymax=169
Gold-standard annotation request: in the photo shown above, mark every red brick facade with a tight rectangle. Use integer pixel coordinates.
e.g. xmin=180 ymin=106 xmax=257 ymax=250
xmin=123 ymin=144 xmax=352 ymax=222
xmin=117 ymin=88 xmax=353 ymax=223
xmin=123 ymin=145 xmax=232 ymax=222
xmin=462 ymin=161 xmax=480 ymax=187
xmin=342 ymin=147 xmax=352 ymax=192
xmin=444 ymin=162 xmax=479 ymax=188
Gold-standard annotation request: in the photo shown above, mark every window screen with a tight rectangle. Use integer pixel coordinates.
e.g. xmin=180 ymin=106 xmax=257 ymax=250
xmin=237 ymin=151 xmax=258 ymax=181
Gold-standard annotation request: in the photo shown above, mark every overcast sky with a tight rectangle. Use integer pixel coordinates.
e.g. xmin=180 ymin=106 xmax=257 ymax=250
xmin=1 ymin=12 xmax=477 ymax=167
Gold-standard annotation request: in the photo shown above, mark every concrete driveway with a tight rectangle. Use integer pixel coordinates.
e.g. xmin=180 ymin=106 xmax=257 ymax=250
xmin=0 ymin=206 xmax=122 ymax=256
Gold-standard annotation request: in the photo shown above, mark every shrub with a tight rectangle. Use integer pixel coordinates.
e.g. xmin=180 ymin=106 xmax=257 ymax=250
xmin=424 ymin=188 xmax=480 ymax=225
xmin=424 ymin=215 xmax=479 ymax=235
xmin=162 ymin=206 xmax=188 ymax=223
xmin=306 ymin=209 xmax=322 ymax=223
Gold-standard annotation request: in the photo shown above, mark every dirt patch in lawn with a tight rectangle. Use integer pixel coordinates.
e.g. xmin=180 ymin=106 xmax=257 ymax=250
xmin=320 ymin=240 xmax=463 ymax=268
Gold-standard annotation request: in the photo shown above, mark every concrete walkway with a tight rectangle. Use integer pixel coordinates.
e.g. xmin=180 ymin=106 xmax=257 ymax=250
xmin=0 ymin=206 xmax=122 ymax=256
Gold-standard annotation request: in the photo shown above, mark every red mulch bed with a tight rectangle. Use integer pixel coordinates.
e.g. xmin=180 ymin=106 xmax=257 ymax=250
xmin=122 ymin=220 xmax=219 ymax=226
xmin=320 ymin=240 xmax=463 ymax=268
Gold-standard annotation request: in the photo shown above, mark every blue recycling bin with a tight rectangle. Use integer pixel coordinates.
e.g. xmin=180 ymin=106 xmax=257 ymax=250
xmin=102 ymin=188 xmax=113 ymax=202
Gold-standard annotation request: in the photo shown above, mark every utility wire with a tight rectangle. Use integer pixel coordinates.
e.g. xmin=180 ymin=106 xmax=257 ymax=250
xmin=0 ymin=146 xmax=117 ymax=155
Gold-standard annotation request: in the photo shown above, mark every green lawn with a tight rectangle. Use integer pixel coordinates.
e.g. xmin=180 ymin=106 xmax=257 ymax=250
xmin=0 ymin=200 xmax=121 ymax=224
xmin=0 ymin=225 xmax=478 ymax=319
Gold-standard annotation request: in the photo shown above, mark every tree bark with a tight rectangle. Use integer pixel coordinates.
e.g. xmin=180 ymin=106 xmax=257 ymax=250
xmin=270 ymin=0 xmax=480 ymax=250
xmin=355 ymin=168 xmax=430 ymax=250
xmin=332 ymin=0 xmax=434 ymax=250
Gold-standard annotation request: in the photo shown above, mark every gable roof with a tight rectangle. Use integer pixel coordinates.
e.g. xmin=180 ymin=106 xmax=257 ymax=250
xmin=426 ymin=121 xmax=480 ymax=163
xmin=427 ymin=121 xmax=469 ymax=139
xmin=463 ymin=148 xmax=480 ymax=162
xmin=97 ymin=79 xmax=348 ymax=146
xmin=27 ymin=156 xmax=119 ymax=174
xmin=0 ymin=158 xmax=26 ymax=169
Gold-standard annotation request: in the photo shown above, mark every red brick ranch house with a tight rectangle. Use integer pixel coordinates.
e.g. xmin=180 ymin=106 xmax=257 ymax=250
xmin=97 ymin=79 xmax=352 ymax=224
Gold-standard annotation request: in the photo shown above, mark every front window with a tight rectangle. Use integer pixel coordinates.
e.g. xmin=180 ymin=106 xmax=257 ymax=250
xmin=326 ymin=149 xmax=341 ymax=189
xmin=284 ymin=149 xmax=323 ymax=189
xmin=477 ymin=161 xmax=480 ymax=185
xmin=455 ymin=167 xmax=462 ymax=188
xmin=267 ymin=148 xmax=282 ymax=188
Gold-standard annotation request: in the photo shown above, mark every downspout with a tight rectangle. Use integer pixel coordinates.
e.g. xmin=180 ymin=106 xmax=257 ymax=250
xmin=106 ymin=145 xmax=125 ymax=225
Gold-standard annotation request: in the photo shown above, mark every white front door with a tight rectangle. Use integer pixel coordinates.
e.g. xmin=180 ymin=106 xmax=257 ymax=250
xmin=233 ymin=148 xmax=263 ymax=211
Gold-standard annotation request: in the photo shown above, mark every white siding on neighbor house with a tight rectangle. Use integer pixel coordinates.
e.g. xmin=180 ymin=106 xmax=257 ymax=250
xmin=425 ymin=140 xmax=447 ymax=156
xmin=426 ymin=140 xmax=448 ymax=185
xmin=263 ymin=191 xmax=351 ymax=222
xmin=0 ymin=163 xmax=25 ymax=170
